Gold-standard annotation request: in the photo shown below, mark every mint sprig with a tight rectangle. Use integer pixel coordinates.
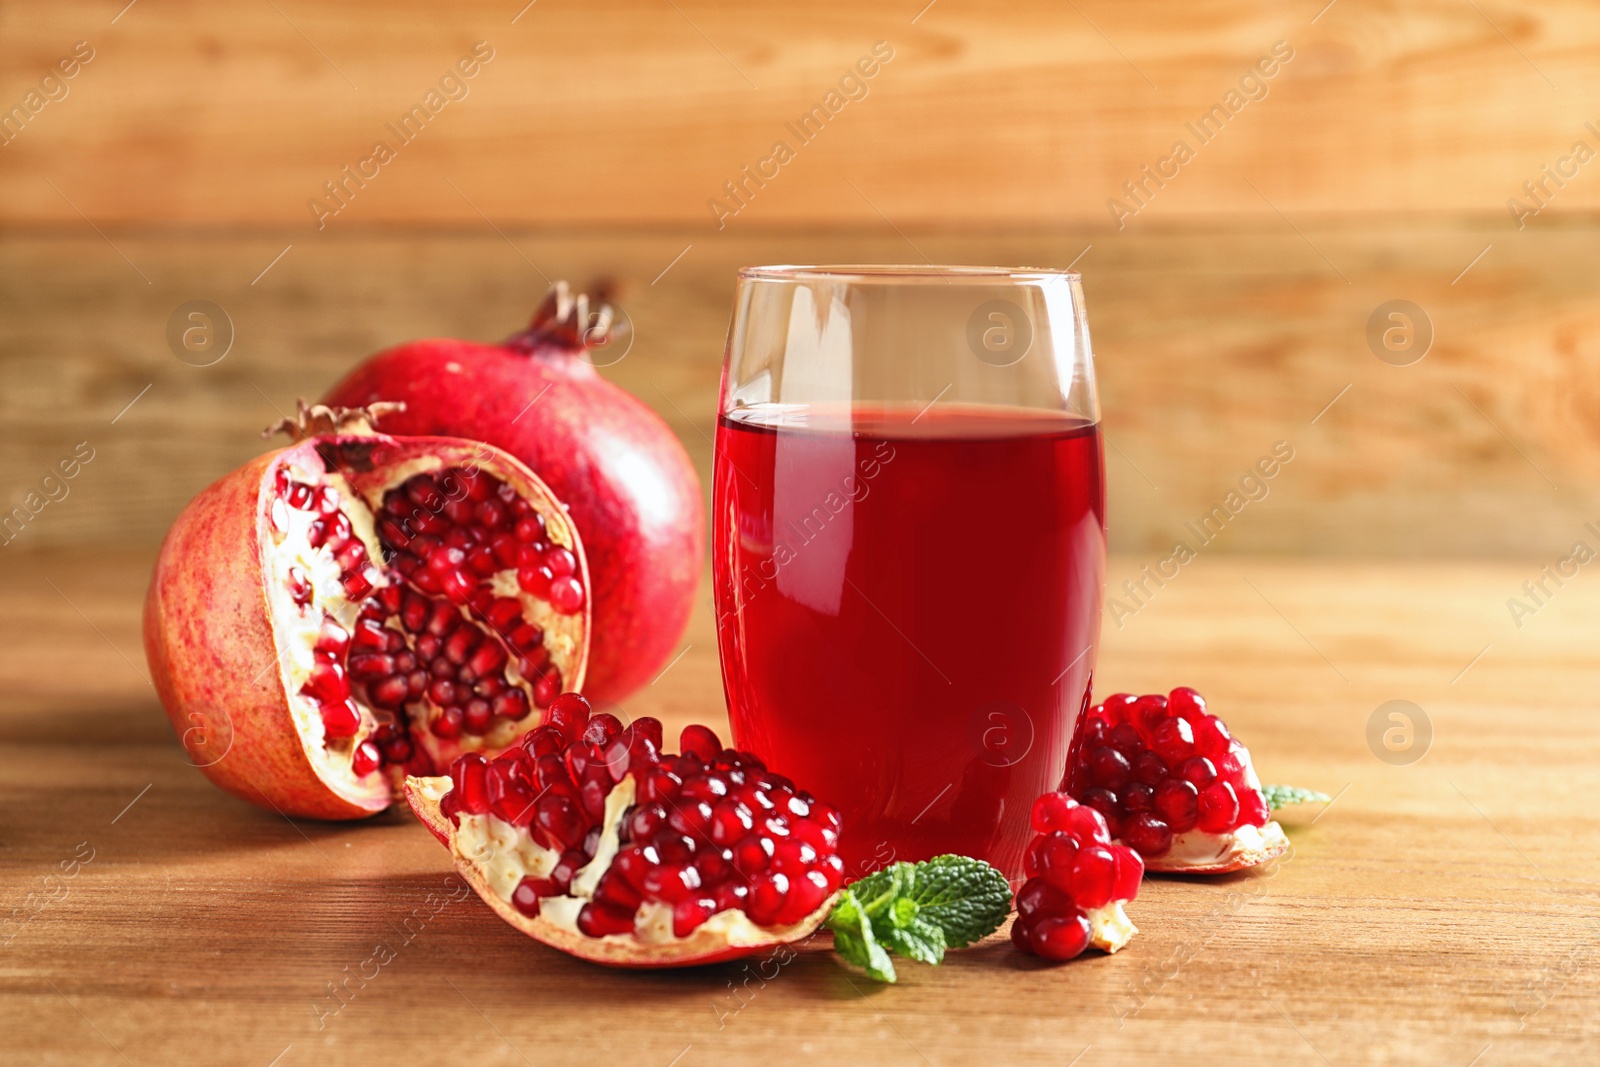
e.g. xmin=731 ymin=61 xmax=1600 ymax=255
xmin=825 ymin=855 xmax=1011 ymax=982
xmin=1262 ymin=784 xmax=1331 ymax=810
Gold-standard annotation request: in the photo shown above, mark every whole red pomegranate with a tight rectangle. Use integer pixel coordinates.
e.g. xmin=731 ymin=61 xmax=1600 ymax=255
xmin=406 ymin=692 xmax=844 ymax=967
xmin=144 ymin=402 xmax=591 ymax=819
xmin=323 ymin=283 xmax=704 ymax=704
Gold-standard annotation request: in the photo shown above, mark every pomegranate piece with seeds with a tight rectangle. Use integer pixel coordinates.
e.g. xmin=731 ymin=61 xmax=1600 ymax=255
xmin=1063 ymin=687 xmax=1289 ymax=874
xmin=144 ymin=402 xmax=590 ymax=820
xmin=1010 ymin=792 xmax=1143 ymax=961
xmin=405 ymin=693 xmax=844 ymax=968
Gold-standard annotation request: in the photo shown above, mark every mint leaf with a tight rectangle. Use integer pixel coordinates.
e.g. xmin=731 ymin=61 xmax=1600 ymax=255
xmin=825 ymin=855 xmax=1011 ymax=982
xmin=828 ymin=888 xmax=897 ymax=982
xmin=881 ymin=915 xmax=946 ymax=966
xmin=1262 ymin=784 xmax=1330 ymax=810
xmin=896 ymin=855 xmax=1011 ymax=948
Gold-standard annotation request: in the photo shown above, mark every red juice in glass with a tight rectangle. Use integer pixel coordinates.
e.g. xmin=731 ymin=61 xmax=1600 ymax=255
xmin=714 ymin=403 xmax=1105 ymax=879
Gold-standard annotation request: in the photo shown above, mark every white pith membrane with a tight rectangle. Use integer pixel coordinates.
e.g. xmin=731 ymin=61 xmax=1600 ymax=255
xmin=405 ymin=775 xmax=838 ymax=964
xmin=1086 ymin=902 xmax=1138 ymax=953
xmin=264 ymin=449 xmax=586 ymax=793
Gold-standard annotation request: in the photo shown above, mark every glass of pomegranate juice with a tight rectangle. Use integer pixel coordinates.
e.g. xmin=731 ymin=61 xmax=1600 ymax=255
xmin=713 ymin=265 xmax=1105 ymax=881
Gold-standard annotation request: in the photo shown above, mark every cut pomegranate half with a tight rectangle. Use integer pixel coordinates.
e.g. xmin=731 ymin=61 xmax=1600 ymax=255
xmin=405 ymin=694 xmax=844 ymax=967
xmin=1063 ymin=687 xmax=1289 ymax=874
xmin=1012 ymin=792 xmax=1143 ymax=960
xmin=144 ymin=402 xmax=590 ymax=819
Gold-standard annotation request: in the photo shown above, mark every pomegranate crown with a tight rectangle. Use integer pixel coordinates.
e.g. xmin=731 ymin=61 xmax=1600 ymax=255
xmin=512 ymin=280 xmax=627 ymax=353
xmin=263 ymin=399 xmax=405 ymax=442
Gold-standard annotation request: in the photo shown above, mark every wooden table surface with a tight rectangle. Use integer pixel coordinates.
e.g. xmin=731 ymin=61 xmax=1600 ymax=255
xmin=4 ymin=547 xmax=1597 ymax=1066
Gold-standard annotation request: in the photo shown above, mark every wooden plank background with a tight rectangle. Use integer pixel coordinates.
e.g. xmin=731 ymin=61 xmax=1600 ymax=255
xmin=1 ymin=1 xmax=1599 ymax=226
xmin=1 ymin=0 xmax=1597 ymax=559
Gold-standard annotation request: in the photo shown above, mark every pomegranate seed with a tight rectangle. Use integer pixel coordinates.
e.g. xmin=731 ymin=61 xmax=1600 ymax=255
xmin=486 ymin=597 xmax=523 ymax=630
xmin=351 ymin=740 xmax=381 ymax=776
xmin=490 ymin=534 xmax=520 ymax=568
xmin=507 ymin=624 xmax=544 ymax=651
xmin=745 ymin=872 xmax=790 ymax=925
xmin=1016 ymin=878 xmax=1070 ymax=921
xmin=517 ymin=566 xmax=551 ymax=598
xmin=1029 ymin=913 xmax=1092 ymax=961
xmin=777 ymin=869 xmax=829 ymax=924
xmin=369 ymin=675 xmax=408 ymax=708
xmin=475 ymin=499 xmax=508 ymax=529
xmin=1153 ymin=778 xmax=1200 ymax=833
xmin=1239 ymin=788 xmax=1271 ymax=827
xmin=673 ymin=896 xmax=718 ymax=937
xmin=350 ymin=620 xmax=389 ymax=651
xmin=1086 ymin=746 xmax=1131 ymax=789
xmin=680 ymin=724 xmax=721 ymax=762
xmin=1121 ymin=813 xmax=1173 ymax=857
xmin=1031 ymin=792 xmax=1077 ymax=834
xmin=432 ymin=706 xmax=464 ymax=738
xmin=543 ymin=692 xmax=591 ymax=741
xmin=348 ymin=653 xmax=395 ymax=679
xmin=452 ymin=753 xmax=490 ymax=814
xmin=1168 ymin=685 xmax=1206 ymax=718
xmin=303 ymin=661 xmax=349 ymax=705
xmin=1131 ymin=751 xmax=1166 ymax=786
xmin=533 ymin=673 xmax=560 ymax=708
xmin=463 ymin=699 xmax=494 ymax=735
xmin=1150 ymin=717 xmax=1196 ymax=763
xmin=491 ymin=687 xmax=531 ymax=721
xmin=1178 ymin=756 xmax=1217 ymax=788
xmin=594 ymin=870 xmax=643 ymax=912
xmin=1197 ymin=780 xmax=1240 ymax=833
xmin=547 ymin=576 xmax=585 ymax=614
xmin=440 ymin=569 xmax=476 ymax=604
xmin=514 ymin=515 xmax=546 ymax=543
xmin=582 ymin=713 xmax=623 ymax=746
xmin=542 ymin=546 xmax=577 ymax=577
xmin=1112 ymin=847 xmax=1144 ymax=899
xmin=536 ymin=794 xmax=586 ymax=847
xmin=1068 ymin=846 xmax=1116 ymax=909
xmin=320 ymin=700 xmax=361 ymax=738
xmin=576 ymin=903 xmax=635 ymax=938
xmin=511 ymin=878 xmax=542 ymax=918
xmin=287 ymin=567 xmax=312 ymax=605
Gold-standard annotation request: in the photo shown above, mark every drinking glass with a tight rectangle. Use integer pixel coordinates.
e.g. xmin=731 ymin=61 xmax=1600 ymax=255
xmin=712 ymin=265 xmax=1104 ymax=881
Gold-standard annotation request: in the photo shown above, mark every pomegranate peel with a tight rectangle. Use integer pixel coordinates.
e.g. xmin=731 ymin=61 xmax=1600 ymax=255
xmin=406 ymin=695 xmax=845 ymax=968
xmin=323 ymin=281 xmax=705 ymax=705
xmin=145 ymin=401 xmax=590 ymax=820
xmin=1065 ymin=687 xmax=1301 ymax=874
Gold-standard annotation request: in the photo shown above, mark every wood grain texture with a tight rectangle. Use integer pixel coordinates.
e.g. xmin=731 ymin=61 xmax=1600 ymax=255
xmin=3 ymin=549 xmax=1596 ymax=1065
xmin=1 ymin=223 xmax=1596 ymax=558
xmin=1 ymin=1 xmax=1599 ymax=226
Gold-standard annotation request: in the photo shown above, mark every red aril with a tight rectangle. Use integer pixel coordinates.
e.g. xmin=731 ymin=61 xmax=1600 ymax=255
xmin=144 ymin=402 xmax=590 ymax=819
xmin=323 ymin=282 xmax=704 ymax=705
xmin=1013 ymin=792 xmax=1142 ymax=962
xmin=406 ymin=693 xmax=843 ymax=967
xmin=1063 ymin=687 xmax=1289 ymax=873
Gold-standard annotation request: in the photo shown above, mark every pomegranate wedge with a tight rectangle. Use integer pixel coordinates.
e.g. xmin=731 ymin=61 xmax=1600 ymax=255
xmin=145 ymin=402 xmax=590 ymax=819
xmin=1013 ymin=792 xmax=1143 ymax=960
xmin=1064 ymin=688 xmax=1290 ymax=874
xmin=406 ymin=694 xmax=843 ymax=967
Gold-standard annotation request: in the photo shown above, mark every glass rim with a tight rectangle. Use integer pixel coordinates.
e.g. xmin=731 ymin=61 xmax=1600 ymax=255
xmin=737 ymin=264 xmax=1080 ymax=283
